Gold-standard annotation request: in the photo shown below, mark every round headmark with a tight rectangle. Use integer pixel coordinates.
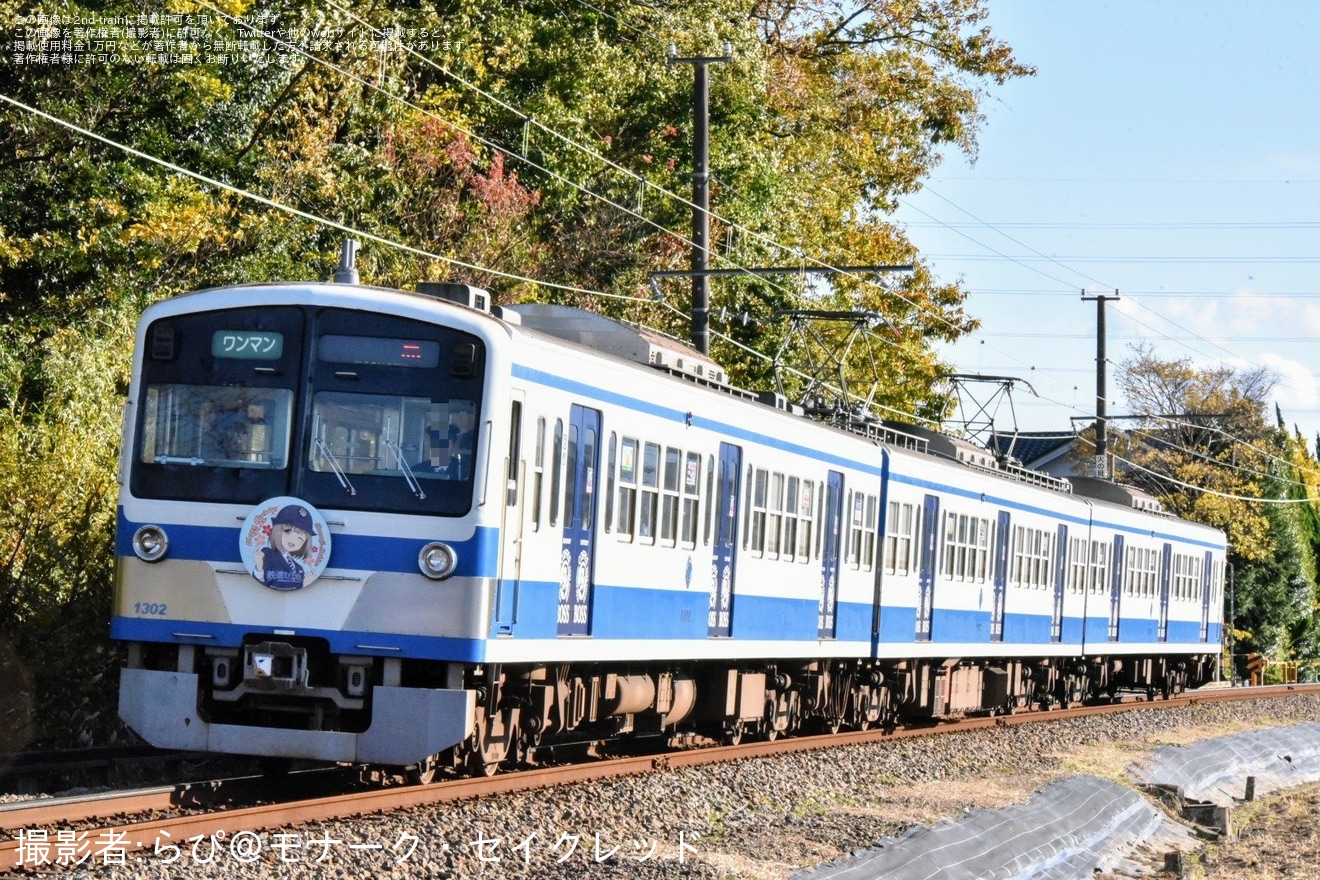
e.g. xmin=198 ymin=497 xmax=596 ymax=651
xmin=238 ymin=497 xmax=332 ymax=591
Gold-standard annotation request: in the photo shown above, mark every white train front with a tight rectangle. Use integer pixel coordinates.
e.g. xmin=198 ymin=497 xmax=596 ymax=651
xmin=114 ymin=280 xmax=1227 ymax=776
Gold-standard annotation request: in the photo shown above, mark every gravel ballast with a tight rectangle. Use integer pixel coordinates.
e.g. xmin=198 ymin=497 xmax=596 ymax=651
xmin=47 ymin=695 xmax=1320 ymax=879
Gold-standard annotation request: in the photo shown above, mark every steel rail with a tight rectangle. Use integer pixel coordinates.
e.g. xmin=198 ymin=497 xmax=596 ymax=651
xmin=1 ymin=683 xmax=1315 ymax=873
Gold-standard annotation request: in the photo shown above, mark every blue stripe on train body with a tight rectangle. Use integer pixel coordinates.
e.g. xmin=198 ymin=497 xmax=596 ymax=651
xmin=116 ymin=284 xmax=1227 ymax=669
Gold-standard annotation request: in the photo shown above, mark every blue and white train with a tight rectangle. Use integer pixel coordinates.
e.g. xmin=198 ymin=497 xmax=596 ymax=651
xmin=114 ymin=275 xmax=1226 ymax=776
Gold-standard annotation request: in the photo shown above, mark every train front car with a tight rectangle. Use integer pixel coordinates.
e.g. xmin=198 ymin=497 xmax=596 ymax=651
xmin=115 ymin=282 xmax=504 ymax=774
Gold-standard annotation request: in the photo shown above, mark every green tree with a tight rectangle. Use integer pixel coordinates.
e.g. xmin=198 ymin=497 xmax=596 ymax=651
xmin=1105 ymin=345 xmax=1320 ymax=661
xmin=0 ymin=0 xmax=1030 ymax=745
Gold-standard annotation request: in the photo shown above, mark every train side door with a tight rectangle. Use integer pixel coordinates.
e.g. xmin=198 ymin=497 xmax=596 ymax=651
xmin=1051 ymin=524 xmax=1067 ymax=643
xmin=1158 ymin=542 xmax=1172 ymax=642
xmin=1200 ymin=551 xmax=1214 ymax=642
xmin=818 ymin=471 xmax=845 ymax=639
xmin=495 ymin=397 xmax=525 ymax=632
xmin=709 ymin=442 xmax=741 ymax=637
xmin=990 ymin=510 xmax=1010 ymax=642
xmin=556 ymin=404 xmax=601 ymax=637
xmin=916 ymin=494 xmax=940 ymax=641
xmin=1108 ymin=535 xmax=1125 ymax=641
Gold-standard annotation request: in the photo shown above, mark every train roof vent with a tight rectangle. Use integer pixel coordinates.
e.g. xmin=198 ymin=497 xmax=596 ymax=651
xmin=417 ymin=282 xmax=492 ymax=313
xmin=505 ymin=303 xmax=728 ymax=385
xmin=1070 ymin=477 xmax=1166 ymax=513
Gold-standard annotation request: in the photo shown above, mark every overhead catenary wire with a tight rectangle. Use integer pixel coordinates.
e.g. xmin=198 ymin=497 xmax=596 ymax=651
xmin=206 ymin=0 xmax=908 ymax=329
xmin=17 ymin=16 xmax=1314 ymax=493
xmin=360 ymin=2 xmax=1319 ymax=457
xmin=1102 ymin=450 xmax=1315 ymax=505
xmin=0 ymin=88 xmax=945 ymax=432
xmin=909 ymin=185 xmax=1320 ymax=449
xmin=0 ymin=92 xmax=631 ymax=303
xmin=191 ymin=2 xmax=981 ymax=417
xmin=10 ymin=91 xmax=1308 ymax=495
xmin=319 ymin=0 xmax=994 ymax=344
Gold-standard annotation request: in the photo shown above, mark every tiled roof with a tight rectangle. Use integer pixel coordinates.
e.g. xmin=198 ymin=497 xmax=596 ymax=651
xmin=987 ymin=431 xmax=1076 ymax=467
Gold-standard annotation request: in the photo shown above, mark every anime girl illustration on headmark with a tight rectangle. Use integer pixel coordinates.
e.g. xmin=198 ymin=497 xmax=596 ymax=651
xmin=239 ymin=496 xmax=332 ymax=591
xmin=253 ymin=504 xmax=315 ymax=590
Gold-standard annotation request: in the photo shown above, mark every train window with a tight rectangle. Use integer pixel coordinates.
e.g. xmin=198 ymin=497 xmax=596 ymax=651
xmin=702 ymin=454 xmax=715 ymax=546
xmin=562 ymin=422 xmax=579 ymax=527
xmin=1125 ymin=546 xmax=1157 ymax=597
xmin=295 ymin=310 xmax=487 ymax=516
xmin=550 ymin=419 xmax=563 ymax=526
xmin=862 ymin=495 xmax=878 ymax=571
xmin=1173 ymin=552 xmax=1200 ymax=600
xmin=1068 ymin=536 xmax=1087 ymax=593
xmin=797 ymin=480 xmax=814 ymax=563
xmin=975 ymin=517 xmax=989 ymax=580
xmin=748 ymin=468 xmax=769 ymax=556
xmin=1011 ymin=525 xmax=1053 ymax=589
xmin=308 ymin=392 xmax=477 ymax=482
xmin=141 ymin=384 xmax=294 ymax=470
xmin=941 ymin=512 xmax=956 ymax=578
xmin=847 ymin=492 xmax=866 ymax=569
xmin=742 ymin=465 xmax=753 ymax=551
xmin=617 ymin=437 xmax=638 ymax=540
xmin=659 ymin=447 xmax=681 ymax=547
xmin=1041 ymin=530 xmax=1055 ymax=588
xmin=941 ymin=512 xmax=989 ymax=581
xmin=963 ymin=517 xmax=975 ymax=579
xmin=605 ymin=434 xmax=616 ymax=534
xmin=581 ymin=425 xmax=596 ymax=528
xmin=681 ymin=451 xmax=701 ymax=549
xmin=767 ymin=473 xmax=784 ymax=559
xmin=532 ymin=417 xmax=546 ymax=531
xmin=132 ymin=307 xmax=305 ymax=503
xmin=979 ymin=517 xmax=992 ymax=580
xmin=815 ymin=483 xmax=825 ymax=560
xmin=783 ymin=477 xmax=800 ymax=563
xmin=885 ymin=500 xmax=915 ymax=576
xmin=639 ymin=442 xmax=659 ymax=544
xmin=1089 ymin=541 xmax=1109 ymax=593
xmin=506 ymin=402 xmax=522 ymax=508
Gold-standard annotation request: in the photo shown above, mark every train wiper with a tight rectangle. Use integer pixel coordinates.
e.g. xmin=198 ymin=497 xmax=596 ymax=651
xmin=152 ymin=455 xmax=206 ymax=466
xmin=314 ymin=437 xmax=356 ymax=496
xmin=383 ymin=439 xmax=426 ymax=500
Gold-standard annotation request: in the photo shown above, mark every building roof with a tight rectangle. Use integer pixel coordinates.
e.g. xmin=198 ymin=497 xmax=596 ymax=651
xmin=987 ymin=431 xmax=1077 ymax=469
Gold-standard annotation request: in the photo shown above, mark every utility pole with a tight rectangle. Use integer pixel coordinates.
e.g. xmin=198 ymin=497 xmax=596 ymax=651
xmin=1081 ymin=289 xmax=1120 ymax=478
xmin=669 ymin=43 xmax=731 ymax=355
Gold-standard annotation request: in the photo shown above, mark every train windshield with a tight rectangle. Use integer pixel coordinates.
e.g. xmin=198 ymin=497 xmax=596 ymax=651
xmin=140 ymin=385 xmax=294 ymax=468
xmin=131 ymin=305 xmax=485 ymax=515
xmin=307 ymin=392 xmax=479 ymax=501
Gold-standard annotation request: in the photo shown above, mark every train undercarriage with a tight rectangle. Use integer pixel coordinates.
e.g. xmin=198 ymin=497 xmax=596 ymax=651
xmin=138 ymin=638 xmax=1217 ymax=781
xmin=423 ymin=651 xmax=1220 ymax=779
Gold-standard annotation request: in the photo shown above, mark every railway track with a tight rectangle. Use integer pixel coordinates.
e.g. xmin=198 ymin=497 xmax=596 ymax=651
xmin=2 ymin=683 xmax=1314 ymax=873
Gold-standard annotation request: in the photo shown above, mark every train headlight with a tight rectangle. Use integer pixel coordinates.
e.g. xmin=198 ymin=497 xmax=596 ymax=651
xmin=418 ymin=541 xmax=458 ymax=580
xmin=132 ymin=524 xmax=170 ymax=562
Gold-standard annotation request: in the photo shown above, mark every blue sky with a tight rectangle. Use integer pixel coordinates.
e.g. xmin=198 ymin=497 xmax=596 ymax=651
xmin=894 ymin=1 xmax=1320 ymax=448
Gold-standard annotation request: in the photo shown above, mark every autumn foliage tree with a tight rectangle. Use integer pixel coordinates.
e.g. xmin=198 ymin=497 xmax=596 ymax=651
xmin=1105 ymin=345 xmax=1320 ymax=663
xmin=0 ymin=0 xmax=1031 ymax=745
